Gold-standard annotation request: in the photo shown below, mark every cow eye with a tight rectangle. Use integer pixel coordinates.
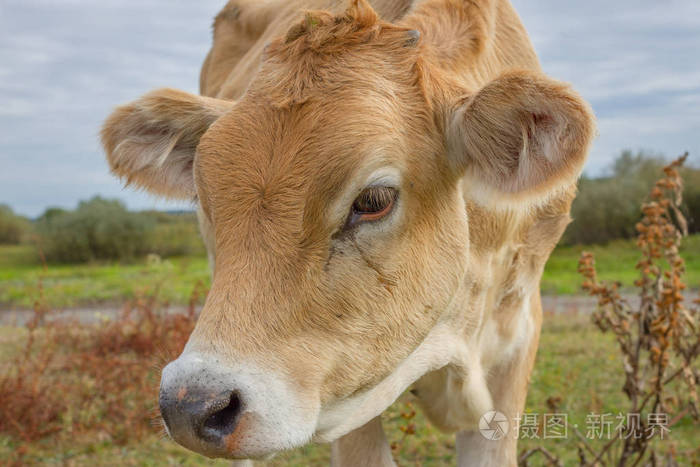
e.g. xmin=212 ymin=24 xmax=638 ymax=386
xmin=346 ymin=186 xmax=397 ymax=227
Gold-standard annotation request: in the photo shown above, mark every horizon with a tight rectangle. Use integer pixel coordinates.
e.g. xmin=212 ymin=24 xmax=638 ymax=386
xmin=7 ymin=150 xmax=696 ymax=220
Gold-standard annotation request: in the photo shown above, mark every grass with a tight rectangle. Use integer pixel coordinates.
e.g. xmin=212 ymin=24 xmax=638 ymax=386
xmin=0 ymin=245 xmax=210 ymax=309
xmin=541 ymin=234 xmax=700 ymax=294
xmin=2 ymin=234 xmax=699 ymax=310
xmin=0 ymin=231 xmax=698 ymax=465
xmin=0 ymin=312 xmax=696 ymax=466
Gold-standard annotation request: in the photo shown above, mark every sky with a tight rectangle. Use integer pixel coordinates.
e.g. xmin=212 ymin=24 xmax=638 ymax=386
xmin=1 ymin=0 xmax=699 ymax=217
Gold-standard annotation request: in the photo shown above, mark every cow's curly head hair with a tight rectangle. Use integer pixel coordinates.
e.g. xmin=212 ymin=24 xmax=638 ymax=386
xmin=254 ymin=0 xmax=423 ymax=108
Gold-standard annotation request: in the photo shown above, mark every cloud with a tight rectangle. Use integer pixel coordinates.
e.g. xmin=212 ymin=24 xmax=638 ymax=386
xmin=512 ymin=0 xmax=700 ymax=173
xmin=0 ymin=0 xmax=221 ymax=216
xmin=2 ymin=0 xmax=699 ymax=216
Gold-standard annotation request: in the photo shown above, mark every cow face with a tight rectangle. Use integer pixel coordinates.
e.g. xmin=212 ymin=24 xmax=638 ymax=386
xmin=101 ymin=3 xmax=593 ymax=460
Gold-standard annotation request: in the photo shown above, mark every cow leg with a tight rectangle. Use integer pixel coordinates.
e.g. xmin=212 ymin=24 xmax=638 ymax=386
xmin=231 ymin=461 xmax=254 ymax=467
xmin=331 ymin=416 xmax=396 ymax=467
xmin=456 ymin=429 xmax=517 ymax=467
xmin=456 ymin=295 xmax=543 ymax=467
xmin=454 ymin=354 xmax=528 ymax=467
xmin=454 ymin=354 xmax=525 ymax=467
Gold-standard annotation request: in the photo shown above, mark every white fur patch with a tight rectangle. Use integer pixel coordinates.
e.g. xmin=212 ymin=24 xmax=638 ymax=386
xmin=160 ymin=352 xmax=319 ymax=458
xmin=314 ymin=322 xmax=463 ymax=441
xmin=479 ymin=298 xmax=533 ymax=369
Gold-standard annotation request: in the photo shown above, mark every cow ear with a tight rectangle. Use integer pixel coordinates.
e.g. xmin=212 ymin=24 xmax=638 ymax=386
xmin=446 ymin=70 xmax=595 ymax=201
xmin=101 ymin=88 xmax=235 ymax=199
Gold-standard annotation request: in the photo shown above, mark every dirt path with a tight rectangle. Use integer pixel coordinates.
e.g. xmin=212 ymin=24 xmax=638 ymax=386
xmin=6 ymin=293 xmax=697 ymax=326
xmin=0 ymin=304 xmax=193 ymax=326
xmin=0 ymin=295 xmax=604 ymax=326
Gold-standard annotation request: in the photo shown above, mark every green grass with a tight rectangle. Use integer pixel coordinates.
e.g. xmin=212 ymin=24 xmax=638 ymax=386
xmin=1 ymin=313 xmax=696 ymax=465
xmin=0 ymin=245 xmax=210 ymax=309
xmin=542 ymin=234 xmax=700 ymax=294
xmin=1 ymin=236 xmax=697 ymax=464
xmin=1 ymin=234 xmax=698 ymax=309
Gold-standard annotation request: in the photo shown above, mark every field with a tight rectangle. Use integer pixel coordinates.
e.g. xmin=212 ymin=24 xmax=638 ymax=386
xmin=1 ymin=310 xmax=697 ymax=466
xmin=0 ymin=245 xmax=209 ymax=309
xmin=1 ymin=236 xmax=698 ymax=465
xmin=2 ymin=235 xmax=699 ymax=310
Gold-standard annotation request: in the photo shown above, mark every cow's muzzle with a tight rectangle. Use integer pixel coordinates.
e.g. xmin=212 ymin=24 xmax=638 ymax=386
xmin=159 ymin=385 xmax=242 ymax=447
xmin=159 ymin=351 xmax=320 ymax=459
xmin=159 ymin=354 xmax=247 ymax=457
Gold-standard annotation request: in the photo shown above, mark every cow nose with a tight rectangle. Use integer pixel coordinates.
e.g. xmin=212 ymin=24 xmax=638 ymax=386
xmin=159 ymin=387 xmax=242 ymax=445
xmin=200 ymin=391 xmax=242 ymax=441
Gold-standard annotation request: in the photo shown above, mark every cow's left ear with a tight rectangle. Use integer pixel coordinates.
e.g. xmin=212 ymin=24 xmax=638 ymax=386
xmin=446 ymin=70 xmax=595 ymax=199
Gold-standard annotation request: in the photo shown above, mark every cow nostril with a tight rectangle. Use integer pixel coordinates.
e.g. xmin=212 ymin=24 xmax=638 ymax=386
xmin=201 ymin=391 xmax=241 ymax=439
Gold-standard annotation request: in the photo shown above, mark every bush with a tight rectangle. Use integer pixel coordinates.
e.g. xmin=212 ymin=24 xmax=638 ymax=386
xmin=682 ymin=166 xmax=700 ymax=233
xmin=34 ymin=199 xmax=206 ymax=263
xmin=523 ymin=154 xmax=699 ymax=466
xmin=0 ymin=204 xmax=32 ymax=244
xmin=564 ymin=151 xmax=700 ymax=245
xmin=142 ymin=211 xmax=206 ymax=258
xmin=0 ymin=290 xmax=200 ymax=463
xmin=36 ymin=197 xmax=155 ymax=263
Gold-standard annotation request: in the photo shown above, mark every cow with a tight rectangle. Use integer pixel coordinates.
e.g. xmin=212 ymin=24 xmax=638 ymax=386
xmin=101 ymin=0 xmax=594 ymax=465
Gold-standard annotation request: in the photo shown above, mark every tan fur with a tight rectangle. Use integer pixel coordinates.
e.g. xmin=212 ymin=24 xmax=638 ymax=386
xmin=101 ymin=0 xmax=595 ymax=464
xmin=330 ymin=417 xmax=394 ymax=467
xmin=101 ymin=88 xmax=235 ymax=199
xmin=450 ymin=70 xmax=594 ymax=198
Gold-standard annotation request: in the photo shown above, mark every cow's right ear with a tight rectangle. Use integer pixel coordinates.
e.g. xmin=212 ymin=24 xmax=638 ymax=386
xmin=445 ymin=70 xmax=594 ymax=203
xmin=101 ymin=88 xmax=235 ymax=199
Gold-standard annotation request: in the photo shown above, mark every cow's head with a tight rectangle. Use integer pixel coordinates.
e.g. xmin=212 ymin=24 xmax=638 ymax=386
xmin=101 ymin=0 xmax=593 ymax=459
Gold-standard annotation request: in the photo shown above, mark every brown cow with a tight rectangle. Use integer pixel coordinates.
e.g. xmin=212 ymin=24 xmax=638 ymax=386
xmin=101 ymin=0 xmax=594 ymax=465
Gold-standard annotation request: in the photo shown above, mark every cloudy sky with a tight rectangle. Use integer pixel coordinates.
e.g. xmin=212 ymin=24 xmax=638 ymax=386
xmin=1 ymin=0 xmax=699 ymax=217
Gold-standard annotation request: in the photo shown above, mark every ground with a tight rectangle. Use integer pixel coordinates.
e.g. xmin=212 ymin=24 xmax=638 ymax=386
xmin=2 ymin=236 xmax=698 ymax=310
xmin=1 ymin=313 xmax=697 ymax=465
xmin=0 ymin=238 xmax=698 ymax=465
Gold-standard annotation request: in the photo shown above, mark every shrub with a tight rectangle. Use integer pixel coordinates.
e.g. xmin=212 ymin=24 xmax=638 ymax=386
xmin=681 ymin=166 xmax=700 ymax=233
xmin=0 ymin=286 xmax=201 ymax=464
xmin=34 ymin=199 xmax=206 ymax=263
xmin=35 ymin=197 xmax=155 ymax=263
xmin=577 ymin=154 xmax=699 ymax=464
xmin=0 ymin=204 xmax=32 ymax=244
xmin=564 ymin=151 xmax=700 ymax=245
xmin=143 ymin=211 xmax=206 ymax=258
xmin=522 ymin=154 xmax=699 ymax=466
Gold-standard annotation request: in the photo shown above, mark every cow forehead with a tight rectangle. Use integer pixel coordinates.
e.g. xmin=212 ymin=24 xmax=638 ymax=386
xmin=195 ymin=92 xmax=412 ymax=228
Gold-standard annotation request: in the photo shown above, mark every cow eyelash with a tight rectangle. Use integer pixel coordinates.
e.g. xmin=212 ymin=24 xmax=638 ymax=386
xmin=344 ymin=186 xmax=398 ymax=229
